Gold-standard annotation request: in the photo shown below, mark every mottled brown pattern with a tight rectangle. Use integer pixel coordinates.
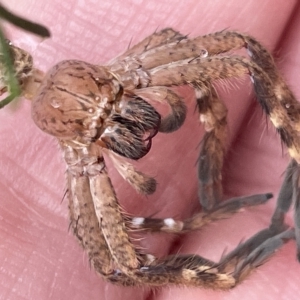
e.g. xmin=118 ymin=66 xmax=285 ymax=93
xmin=6 ymin=28 xmax=300 ymax=287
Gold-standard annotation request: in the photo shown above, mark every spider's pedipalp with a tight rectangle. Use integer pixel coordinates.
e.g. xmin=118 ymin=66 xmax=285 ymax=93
xmin=119 ymin=93 xmax=161 ymax=134
xmin=106 ymin=149 xmax=157 ymax=195
xmin=134 ymin=87 xmax=187 ymax=133
xmin=100 ymin=114 xmax=153 ymax=160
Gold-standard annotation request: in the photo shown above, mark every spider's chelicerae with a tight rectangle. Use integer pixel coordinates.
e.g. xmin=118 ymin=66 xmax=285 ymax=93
xmin=6 ymin=28 xmax=300 ymax=288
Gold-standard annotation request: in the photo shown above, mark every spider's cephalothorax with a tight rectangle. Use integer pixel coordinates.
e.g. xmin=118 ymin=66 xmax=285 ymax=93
xmin=14 ymin=28 xmax=300 ymax=288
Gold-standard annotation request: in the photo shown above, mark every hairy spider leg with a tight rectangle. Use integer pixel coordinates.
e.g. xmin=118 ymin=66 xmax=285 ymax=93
xmin=130 ymin=193 xmax=272 ymax=233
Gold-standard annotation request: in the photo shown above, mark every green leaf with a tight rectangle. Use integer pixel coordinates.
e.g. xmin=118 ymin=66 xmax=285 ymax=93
xmin=0 ymin=3 xmax=50 ymax=37
xmin=0 ymin=26 xmax=21 ymax=109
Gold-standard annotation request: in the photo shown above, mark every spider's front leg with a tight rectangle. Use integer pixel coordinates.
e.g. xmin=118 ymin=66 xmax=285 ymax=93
xmin=61 ymin=141 xmax=143 ymax=285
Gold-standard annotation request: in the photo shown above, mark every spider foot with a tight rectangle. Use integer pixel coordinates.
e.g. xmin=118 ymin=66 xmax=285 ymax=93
xmin=228 ymin=228 xmax=294 ymax=283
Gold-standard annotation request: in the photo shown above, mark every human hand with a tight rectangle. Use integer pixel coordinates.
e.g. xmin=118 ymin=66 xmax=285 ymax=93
xmin=1 ymin=1 xmax=299 ymax=299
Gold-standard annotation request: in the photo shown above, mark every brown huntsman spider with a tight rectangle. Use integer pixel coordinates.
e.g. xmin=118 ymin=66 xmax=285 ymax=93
xmin=5 ymin=28 xmax=300 ymax=289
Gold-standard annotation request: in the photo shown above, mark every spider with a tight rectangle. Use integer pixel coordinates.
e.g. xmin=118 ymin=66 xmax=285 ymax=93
xmin=6 ymin=28 xmax=299 ymax=289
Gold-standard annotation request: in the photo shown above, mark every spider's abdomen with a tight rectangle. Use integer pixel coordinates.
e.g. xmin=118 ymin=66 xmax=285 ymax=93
xmin=31 ymin=60 xmax=122 ymax=141
xmin=0 ymin=44 xmax=33 ymax=92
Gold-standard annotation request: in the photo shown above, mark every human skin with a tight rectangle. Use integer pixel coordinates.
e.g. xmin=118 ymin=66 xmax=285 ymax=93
xmin=0 ymin=0 xmax=300 ymax=299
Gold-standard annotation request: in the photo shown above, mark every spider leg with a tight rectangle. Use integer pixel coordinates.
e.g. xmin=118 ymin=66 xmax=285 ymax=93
xmin=108 ymin=28 xmax=187 ymax=87
xmin=137 ymin=255 xmax=236 ymax=288
xmin=67 ymin=162 xmax=114 ymax=277
xmin=110 ymin=28 xmax=186 ymax=63
xmin=148 ymin=55 xmax=300 ymax=160
xmin=57 ymin=144 xmax=297 ymax=289
xmin=270 ymin=159 xmax=294 ymax=231
xmin=291 ymin=161 xmax=300 ymax=260
xmin=148 ymin=56 xmax=287 ymax=212
xmin=272 ymin=160 xmax=300 ymax=263
xmin=111 ymin=30 xmax=278 ymax=73
xmin=88 ymin=166 xmax=142 ymax=274
xmin=221 ymin=228 xmax=294 ymax=284
xmin=194 ymin=81 xmax=227 ymax=210
xmin=130 ymin=193 xmax=272 ymax=233
xmin=135 ymin=227 xmax=293 ymax=288
xmin=218 ymin=168 xmax=295 ymax=277
xmin=62 ymin=142 xmax=142 ymax=285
